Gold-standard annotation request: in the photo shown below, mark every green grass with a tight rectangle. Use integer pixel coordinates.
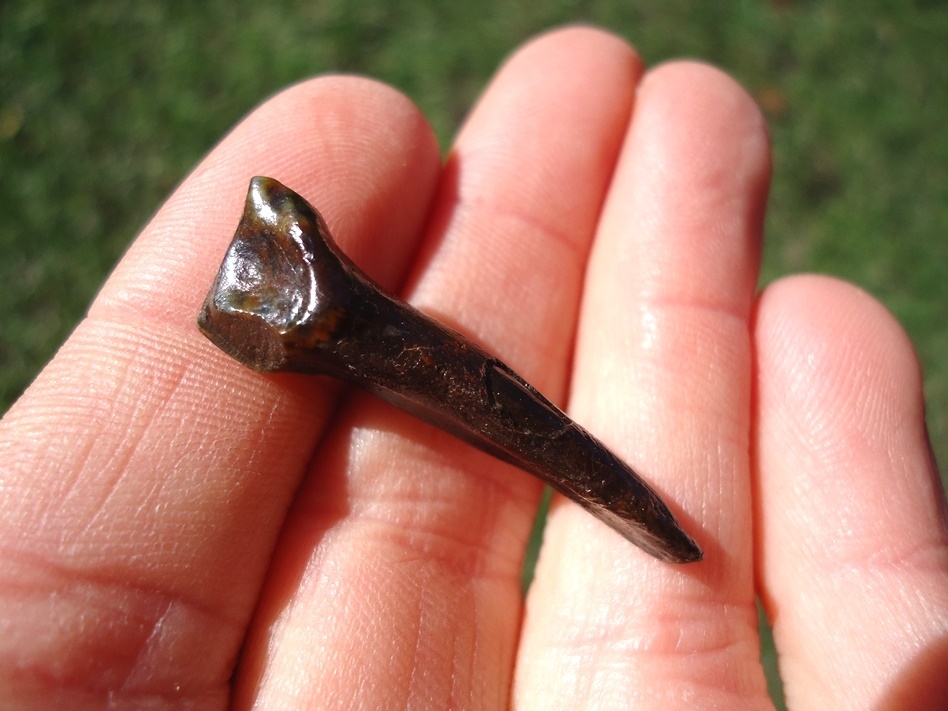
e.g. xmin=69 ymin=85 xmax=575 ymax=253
xmin=3 ymin=1 xmax=947 ymax=707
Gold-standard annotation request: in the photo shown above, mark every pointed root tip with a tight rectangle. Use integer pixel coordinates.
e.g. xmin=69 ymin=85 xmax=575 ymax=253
xmin=655 ymin=522 xmax=704 ymax=564
xmin=594 ymin=506 xmax=703 ymax=563
xmin=637 ymin=525 xmax=703 ymax=564
xmin=667 ymin=537 xmax=704 ymax=564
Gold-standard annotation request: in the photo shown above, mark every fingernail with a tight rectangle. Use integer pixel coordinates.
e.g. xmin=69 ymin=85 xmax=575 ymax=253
xmin=198 ymin=176 xmax=703 ymax=563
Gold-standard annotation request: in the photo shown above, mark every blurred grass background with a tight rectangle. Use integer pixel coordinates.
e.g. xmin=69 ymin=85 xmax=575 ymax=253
xmin=2 ymin=1 xmax=946 ymax=707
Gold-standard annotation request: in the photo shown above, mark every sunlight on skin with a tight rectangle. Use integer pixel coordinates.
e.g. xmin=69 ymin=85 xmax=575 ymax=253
xmin=0 ymin=26 xmax=945 ymax=710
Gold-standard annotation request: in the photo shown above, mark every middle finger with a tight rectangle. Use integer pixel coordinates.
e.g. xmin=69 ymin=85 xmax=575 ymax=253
xmin=237 ymin=27 xmax=643 ymax=709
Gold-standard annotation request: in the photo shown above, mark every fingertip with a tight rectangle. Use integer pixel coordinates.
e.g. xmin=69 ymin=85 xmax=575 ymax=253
xmin=755 ymin=274 xmax=926 ymax=438
xmin=587 ymin=57 xmax=772 ymax=324
xmin=754 ymin=274 xmax=948 ymax=707
xmin=507 ymin=24 xmax=642 ymax=72
xmin=454 ymin=24 xmax=643 ymax=164
xmin=754 ymin=274 xmax=936 ymax=566
xmin=754 ymin=273 xmax=934 ymax=545
xmin=102 ymin=74 xmax=440 ymax=323
xmin=639 ymin=59 xmax=772 ymax=174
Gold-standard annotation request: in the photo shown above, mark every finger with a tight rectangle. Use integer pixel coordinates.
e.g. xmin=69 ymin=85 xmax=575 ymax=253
xmin=514 ymin=62 xmax=773 ymax=708
xmin=235 ymin=27 xmax=643 ymax=709
xmin=754 ymin=275 xmax=948 ymax=710
xmin=0 ymin=78 xmax=440 ymax=707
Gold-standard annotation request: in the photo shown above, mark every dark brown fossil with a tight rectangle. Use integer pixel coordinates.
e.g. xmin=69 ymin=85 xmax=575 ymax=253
xmin=198 ymin=176 xmax=703 ymax=563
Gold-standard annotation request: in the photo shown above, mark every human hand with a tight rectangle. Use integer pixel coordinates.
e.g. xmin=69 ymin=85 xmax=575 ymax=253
xmin=1 ymin=27 xmax=945 ymax=710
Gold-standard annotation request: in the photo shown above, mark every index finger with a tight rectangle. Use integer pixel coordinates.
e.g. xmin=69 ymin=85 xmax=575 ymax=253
xmin=0 ymin=77 xmax=439 ymax=706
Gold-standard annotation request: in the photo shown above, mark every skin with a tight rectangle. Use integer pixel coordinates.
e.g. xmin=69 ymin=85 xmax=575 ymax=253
xmin=0 ymin=26 xmax=945 ymax=710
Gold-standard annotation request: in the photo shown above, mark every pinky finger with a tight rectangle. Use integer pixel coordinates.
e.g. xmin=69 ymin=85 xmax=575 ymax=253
xmin=754 ymin=274 xmax=948 ymax=710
